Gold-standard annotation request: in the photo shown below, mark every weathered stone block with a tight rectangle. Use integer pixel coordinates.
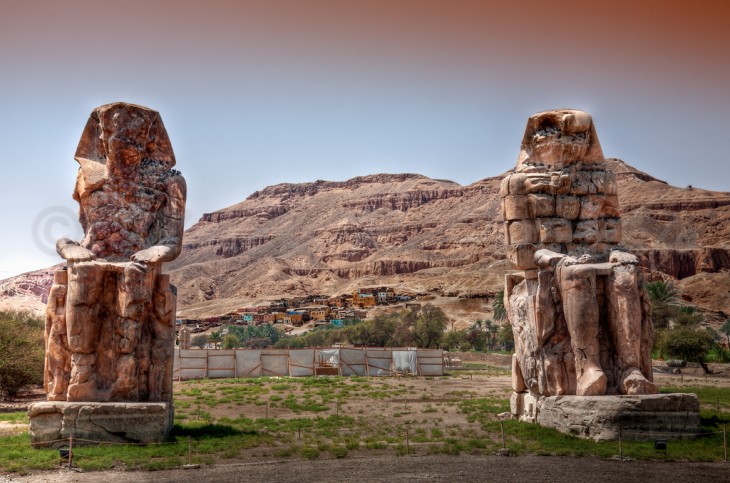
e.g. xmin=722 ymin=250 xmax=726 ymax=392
xmin=507 ymin=220 xmax=538 ymax=244
xmin=536 ymin=394 xmax=700 ymax=441
xmin=507 ymin=244 xmax=537 ymax=270
xmin=523 ymin=268 xmax=538 ymax=280
xmin=500 ymin=175 xmax=511 ymax=197
xmin=556 ymin=195 xmax=581 ymax=220
xmin=537 ymin=218 xmax=572 ymax=243
xmin=503 ymin=195 xmax=529 ymax=220
xmin=511 ymin=355 xmax=526 ymax=392
xmin=602 ymin=194 xmax=620 ymax=218
xmin=551 ymin=173 xmax=572 ymax=195
xmin=579 ymin=194 xmax=605 ymax=219
xmin=509 ymin=173 xmax=554 ymax=195
xmin=510 ymin=392 xmax=540 ymax=423
xmin=573 ymin=220 xmax=599 ymax=243
xmin=570 ymin=171 xmax=595 ymax=195
xmin=599 ymin=218 xmax=622 ymax=243
xmin=28 ymin=402 xmax=173 ymax=447
xmin=591 ymin=170 xmax=617 ymax=195
xmin=528 ymin=194 xmax=555 ymax=217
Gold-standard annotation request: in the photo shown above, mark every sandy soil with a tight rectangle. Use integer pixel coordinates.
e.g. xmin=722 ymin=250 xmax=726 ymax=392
xmin=5 ymin=454 xmax=729 ymax=483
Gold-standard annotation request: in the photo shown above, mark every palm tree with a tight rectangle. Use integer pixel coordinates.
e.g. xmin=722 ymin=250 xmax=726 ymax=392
xmin=646 ymin=280 xmax=679 ymax=330
xmin=646 ymin=280 xmax=678 ymax=305
xmin=720 ymin=319 xmax=730 ymax=346
xmin=208 ymin=330 xmax=223 ymax=349
xmin=492 ymin=289 xmax=507 ymax=322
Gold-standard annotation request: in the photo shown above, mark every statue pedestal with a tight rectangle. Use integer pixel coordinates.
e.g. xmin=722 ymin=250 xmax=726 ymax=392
xmin=512 ymin=392 xmax=700 ymax=441
xmin=28 ymin=401 xmax=173 ymax=448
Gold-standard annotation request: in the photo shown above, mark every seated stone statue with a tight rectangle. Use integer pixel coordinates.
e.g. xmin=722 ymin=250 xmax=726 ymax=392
xmin=501 ymin=110 xmax=655 ymax=418
xmin=45 ymin=103 xmax=185 ymax=403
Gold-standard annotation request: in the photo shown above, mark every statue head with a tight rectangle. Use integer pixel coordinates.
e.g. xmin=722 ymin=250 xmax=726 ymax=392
xmin=517 ymin=109 xmax=604 ymax=171
xmin=74 ymin=103 xmax=175 ymax=181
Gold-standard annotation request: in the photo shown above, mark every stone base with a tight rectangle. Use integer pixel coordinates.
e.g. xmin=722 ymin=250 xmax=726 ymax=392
xmin=511 ymin=392 xmax=700 ymax=441
xmin=28 ymin=402 xmax=173 ymax=448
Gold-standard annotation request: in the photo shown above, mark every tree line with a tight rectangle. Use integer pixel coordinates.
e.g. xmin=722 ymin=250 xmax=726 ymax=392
xmin=0 ymin=311 xmax=44 ymax=400
xmin=647 ymin=280 xmax=730 ymax=372
xmin=190 ymin=303 xmax=514 ymax=352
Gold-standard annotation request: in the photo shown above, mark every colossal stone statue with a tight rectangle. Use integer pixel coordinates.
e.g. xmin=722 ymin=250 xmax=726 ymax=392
xmin=30 ymin=103 xmax=185 ymax=446
xmin=501 ymin=109 xmax=657 ymax=422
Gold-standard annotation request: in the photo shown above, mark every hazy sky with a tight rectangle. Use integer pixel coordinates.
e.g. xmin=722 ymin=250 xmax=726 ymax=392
xmin=1 ymin=0 xmax=728 ymax=278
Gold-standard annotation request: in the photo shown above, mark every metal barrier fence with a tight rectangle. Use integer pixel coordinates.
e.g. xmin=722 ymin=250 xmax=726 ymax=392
xmin=173 ymin=348 xmax=444 ymax=380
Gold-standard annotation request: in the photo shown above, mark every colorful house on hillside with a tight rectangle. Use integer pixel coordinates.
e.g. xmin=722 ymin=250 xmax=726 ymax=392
xmin=353 ymin=290 xmax=376 ymax=307
xmin=304 ymin=306 xmax=329 ymax=321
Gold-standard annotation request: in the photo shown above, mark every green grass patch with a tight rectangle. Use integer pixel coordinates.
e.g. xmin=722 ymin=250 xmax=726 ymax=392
xmin=0 ymin=412 xmax=28 ymax=423
xmin=4 ymin=376 xmax=730 ymax=474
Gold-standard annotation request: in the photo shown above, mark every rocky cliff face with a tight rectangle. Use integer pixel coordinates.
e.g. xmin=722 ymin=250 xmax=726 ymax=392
xmin=0 ymin=264 xmax=62 ymax=315
xmin=2 ymin=160 xmax=729 ymax=318
xmin=166 ymin=160 xmax=730 ymax=317
xmin=168 ymin=173 xmax=508 ymax=316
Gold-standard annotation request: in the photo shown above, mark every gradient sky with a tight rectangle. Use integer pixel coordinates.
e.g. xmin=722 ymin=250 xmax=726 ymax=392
xmin=1 ymin=0 xmax=728 ymax=278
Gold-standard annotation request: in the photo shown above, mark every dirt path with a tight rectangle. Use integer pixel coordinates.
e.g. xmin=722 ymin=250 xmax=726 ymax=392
xmin=5 ymin=454 xmax=728 ymax=483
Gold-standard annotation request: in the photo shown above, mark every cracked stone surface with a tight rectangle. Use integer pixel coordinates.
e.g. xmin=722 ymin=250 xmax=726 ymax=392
xmin=28 ymin=401 xmax=172 ymax=447
xmin=30 ymin=103 xmax=183 ymax=445
xmin=502 ymin=110 xmax=656 ymax=418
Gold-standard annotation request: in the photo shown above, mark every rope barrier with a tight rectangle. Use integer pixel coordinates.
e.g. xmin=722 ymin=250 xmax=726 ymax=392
xmin=0 ymin=438 xmax=68 ymax=447
xmin=619 ymin=429 xmax=724 ymax=437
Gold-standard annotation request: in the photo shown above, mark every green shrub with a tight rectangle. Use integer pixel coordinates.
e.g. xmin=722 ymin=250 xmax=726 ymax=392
xmin=299 ymin=446 xmax=320 ymax=459
xmin=0 ymin=311 xmax=44 ymax=400
xmin=330 ymin=446 xmax=348 ymax=458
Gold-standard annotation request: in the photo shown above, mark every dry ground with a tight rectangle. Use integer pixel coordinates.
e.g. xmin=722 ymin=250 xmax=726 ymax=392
xmin=3 ymin=454 xmax=729 ymax=483
xmin=4 ymin=364 xmax=730 ymax=482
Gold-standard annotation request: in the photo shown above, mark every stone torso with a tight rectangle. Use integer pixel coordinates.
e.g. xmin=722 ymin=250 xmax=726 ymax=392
xmin=77 ymin=162 xmax=183 ymax=261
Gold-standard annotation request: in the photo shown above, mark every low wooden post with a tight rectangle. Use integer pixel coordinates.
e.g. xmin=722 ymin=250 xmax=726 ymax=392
xmin=499 ymin=420 xmax=505 ymax=449
xmin=724 ymin=426 xmax=727 ymax=462
xmin=266 ymin=402 xmax=269 ymax=419
xmin=406 ymin=427 xmax=410 ymax=454
xmin=68 ymin=433 xmax=74 ymax=469
xmin=618 ymin=426 xmax=623 ymax=460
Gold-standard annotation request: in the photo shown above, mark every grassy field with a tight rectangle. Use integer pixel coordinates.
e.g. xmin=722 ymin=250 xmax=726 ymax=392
xmin=1 ymin=370 xmax=729 ymax=474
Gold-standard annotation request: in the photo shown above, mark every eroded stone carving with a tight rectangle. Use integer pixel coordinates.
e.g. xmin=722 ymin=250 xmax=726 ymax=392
xmin=43 ymin=103 xmax=185 ymax=404
xmin=502 ymin=110 xmax=656 ymax=420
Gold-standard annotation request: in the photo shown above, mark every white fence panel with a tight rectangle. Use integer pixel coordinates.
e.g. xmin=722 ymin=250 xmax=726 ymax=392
xmin=178 ymin=349 xmax=208 ymax=379
xmin=366 ymin=349 xmax=393 ymax=376
xmin=417 ymin=349 xmax=444 ymax=376
xmin=393 ymin=350 xmax=417 ymax=374
xmin=174 ymin=347 xmax=442 ymax=379
xmin=340 ymin=348 xmax=367 ymax=376
xmin=235 ymin=349 xmax=262 ymax=377
xmin=289 ymin=349 xmax=315 ymax=376
xmin=207 ymin=350 xmax=236 ymax=378
xmin=261 ymin=349 xmax=290 ymax=376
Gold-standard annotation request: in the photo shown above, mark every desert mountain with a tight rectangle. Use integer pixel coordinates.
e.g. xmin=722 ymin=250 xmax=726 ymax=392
xmin=169 ymin=158 xmax=730 ymax=318
xmin=2 ymin=159 xmax=729 ymax=319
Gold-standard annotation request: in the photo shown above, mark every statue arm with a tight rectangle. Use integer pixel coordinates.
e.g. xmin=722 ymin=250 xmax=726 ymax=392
xmin=534 ymin=248 xmax=567 ymax=269
xmin=56 ymin=237 xmax=95 ymax=262
xmin=130 ymin=175 xmax=186 ymax=265
xmin=608 ymin=249 xmax=638 ymax=265
xmin=130 ymin=236 xmax=182 ymax=264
